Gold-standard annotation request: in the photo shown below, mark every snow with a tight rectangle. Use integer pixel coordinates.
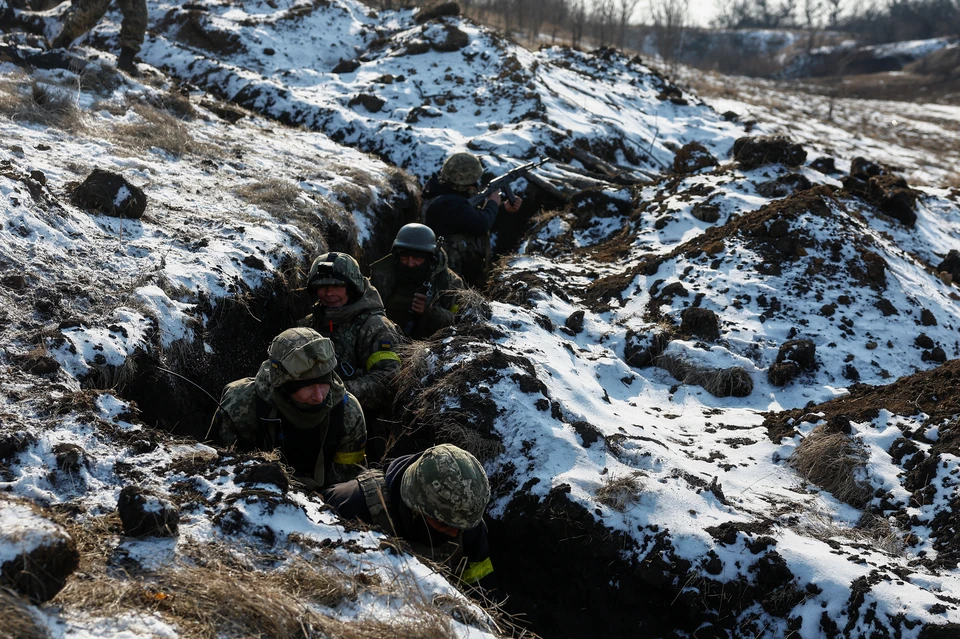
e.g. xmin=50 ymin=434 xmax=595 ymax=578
xmin=1 ymin=0 xmax=960 ymax=636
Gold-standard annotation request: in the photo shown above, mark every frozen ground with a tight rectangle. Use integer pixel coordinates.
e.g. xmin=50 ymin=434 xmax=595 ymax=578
xmin=1 ymin=1 xmax=960 ymax=637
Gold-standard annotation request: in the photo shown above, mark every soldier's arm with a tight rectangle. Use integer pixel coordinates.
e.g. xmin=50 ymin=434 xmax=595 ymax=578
xmin=461 ymin=523 xmax=498 ymax=597
xmin=328 ymin=393 xmax=367 ymax=485
xmin=346 ymin=315 xmax=401 ymax=413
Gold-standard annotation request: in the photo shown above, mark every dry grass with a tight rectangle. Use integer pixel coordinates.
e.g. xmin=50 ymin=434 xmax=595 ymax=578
xmin=793 ymin=510 xmax=905 ymax=556
xmin=112 ymin=103 xmax=203 ymax=157
xmin=391 ymin=337 xmax=505 ymax=462
xmin=53 ymin=529 xmax=465 ymax=639
xmin=788 ymin=424 xmax=873 ymax=508
xmin=0 ymin=79 xmax=84 ymax=131
xmin=653 ymin=353 xmax=753 ymax=398
xmin=236 ymin=178 xmax=306 ymax=216
xmin=596 ymin=472 xmax=644 ymax=512
xmin=0 ymin=588 xmax=49 ymax=639
xmin=77 ymin=63 xmax=122 ymax=95
xmin=453 ymin=287 xmax=492 ymax=323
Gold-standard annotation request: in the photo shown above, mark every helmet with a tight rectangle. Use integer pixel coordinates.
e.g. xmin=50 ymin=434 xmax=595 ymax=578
xmin=392 ymin=223 xmax=438 ymax=256
xmin=267 ymin=327 xmax=337 ymax=387
xmin=306 ymin=252 xmax=365 ymax=297
xmin=439 ymin=153 xmax=482 ymax=186
xmin=400 ymin=444 xmax=490 ymax=530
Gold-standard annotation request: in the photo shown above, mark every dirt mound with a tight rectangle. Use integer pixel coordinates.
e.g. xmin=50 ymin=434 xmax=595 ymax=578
xmin=732 ymin=135 xmax=807 ymax=170
xmin=673 ymin=141 xmax=717 ymax=174
xmin=584 ymin=186 xmax=886 ymax=313
xmin=905 ymin=44 xmax=960 ymax=77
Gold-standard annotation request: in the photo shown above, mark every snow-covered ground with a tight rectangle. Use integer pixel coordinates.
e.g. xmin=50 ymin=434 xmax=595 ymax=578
xmin=2 ymin=1 xmax=960 ymax=637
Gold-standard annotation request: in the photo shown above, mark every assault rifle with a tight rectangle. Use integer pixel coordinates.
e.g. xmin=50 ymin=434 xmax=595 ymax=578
xmin=403 ymin=280 xmax=434 ymax=337
xmin=467 ymin=158 xmax=547 ymax=208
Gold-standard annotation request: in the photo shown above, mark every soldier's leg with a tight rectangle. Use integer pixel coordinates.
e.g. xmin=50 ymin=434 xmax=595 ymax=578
xmin=115 ymin=0 xmax=145 ymax=52
xmin=55 ymin=0 xmax=110 ymax=46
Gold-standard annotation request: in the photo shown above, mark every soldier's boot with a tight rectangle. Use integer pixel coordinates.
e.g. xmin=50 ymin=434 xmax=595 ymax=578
xmin=117 ymin=47 xmax=139 ymax=76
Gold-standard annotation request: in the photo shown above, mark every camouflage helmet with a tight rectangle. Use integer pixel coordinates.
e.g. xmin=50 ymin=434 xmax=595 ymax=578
xmin=400 ymin=444 xmax=490 ymax=530
xmin=267 ymin=327 xmax=337 ymax=387
xmin=439 ymin=153 xmax=482 ymax=187
xmin=306 ymin=252 xmax=365 ymax=297
xmin=392 ymin=223 xmax=437 ymax=256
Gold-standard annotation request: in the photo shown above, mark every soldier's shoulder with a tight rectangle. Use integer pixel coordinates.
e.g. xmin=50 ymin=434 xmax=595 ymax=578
xmin=222 ymin=376 xmax=256 ymax=398
xmin=219 ymin=378 xmax=258 ymax=424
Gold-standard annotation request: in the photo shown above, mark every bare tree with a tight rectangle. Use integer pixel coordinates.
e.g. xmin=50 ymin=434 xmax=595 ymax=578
xmin=803 ymin=0 xmax=824 ymax=52
xmin=549 ymin=0 xmax=570 ymax=43
xmin=649 ymin=0 xmax=690 ymax=70
xmin=617 ymin=0 xmax=642 ymax=48
xmin=591 ymin=0 xmax=618 ymax=46
xmin=569 ymin=0 xmax=587 ymax=48
xmin=825 ymin=0 xmax=842 ymax=27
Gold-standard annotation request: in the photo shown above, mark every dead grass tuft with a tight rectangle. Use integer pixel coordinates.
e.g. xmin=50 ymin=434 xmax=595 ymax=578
xmin=793 ymin=510 xmax=905 ymax=556
xmin=78 ymin=63 xmax=122 ymax=95
xmin=0 ymin=79 xmax=83 ymax=131
xmin=236 ymin=178 xmax=307 ymax=216
xmin=54 ymin=532 xmax=464 ymax=639
xmin=144 ymin=87 xmax=196 ymax=120
xmin=653 ymin=354 xmax=753 ymax=398
xmin=0 ymin=588 xmax=49 ymax=639
xmin=112 ymin=104 xmax=203 ymax=157
xmin=788 ymin=424 xmax=873 ymax=508
xmin=596 ymin=472 xmax=644 ymax=512
xmin=453 ymin=287 xmax=492 ymax=323
xmin=391 ymin=335 xmax=506 ymax=462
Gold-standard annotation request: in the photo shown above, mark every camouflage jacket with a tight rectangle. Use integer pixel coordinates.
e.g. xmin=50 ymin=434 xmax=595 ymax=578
xmin=421 ymin=176 xmax=500 ymax=286
xmin=368 ymin=248 xmax=465 ymax=340
xmin=212 ymin=361 xmax=366 ymax=490
xmin=298 ymin=281 xmax=401 ymax=414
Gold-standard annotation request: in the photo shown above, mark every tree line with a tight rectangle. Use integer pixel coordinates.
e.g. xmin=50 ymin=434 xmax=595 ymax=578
xmin=372 ymin=0 xmax=959 ymax=66
xmin=715 ymin=0 xmax=960 ymax=44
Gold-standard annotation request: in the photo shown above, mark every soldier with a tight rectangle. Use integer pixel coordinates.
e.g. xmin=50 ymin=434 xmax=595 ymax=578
xmin=369 ymin=223 xmax=465 ymax=340
xmin=212 ymin=328 xmax=367 ymax=491
xmin=298 ymin=251 xmax=401 ymax=416
xmin=49 ymin=0 xmax=147 ymax=75
xmin=422 ymin=152 xmax=522 ymax=287
xmin=322 ymin=443 xmax=497 ymax=596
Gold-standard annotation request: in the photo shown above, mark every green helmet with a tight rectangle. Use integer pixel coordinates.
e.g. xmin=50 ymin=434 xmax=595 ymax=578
xmin=306 ymin=252 xmax=365 ymax=297
xmin=439 ymin=153 xmax=482 ymax=186
xmin=392 ymin=223 xmax=438 ymax=256
xmin=267 ymin=327 xmax=337 ymax=387
xmin=400 ymin=444 xmax=490 ymax=530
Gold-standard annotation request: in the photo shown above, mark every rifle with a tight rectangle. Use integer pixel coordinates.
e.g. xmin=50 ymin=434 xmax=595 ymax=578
xmin=466 ymin=158 xmax=547 ymax=208
xmin=403 ymin=280 xmax=434 ymax=337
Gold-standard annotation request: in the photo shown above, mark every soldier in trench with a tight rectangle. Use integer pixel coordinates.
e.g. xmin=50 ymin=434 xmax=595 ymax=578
xmin=368 ymin=223 xmax=465 ymax=340
xmin=212 ymin=327 xmax=367 ymax=491
xmin=322 ymin=443 xmax=498 ymax=598
xmin=421 ymin=152 xmax=522 ymax=288
xmin=298 ymin=251 xmax=402 ymax=460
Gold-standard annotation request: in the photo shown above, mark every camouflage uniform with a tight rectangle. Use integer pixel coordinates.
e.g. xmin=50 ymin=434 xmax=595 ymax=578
xmin=57 ymin=0 xmax=147 ymax=53
xmin=369 ymin=247 xmax=464 ymax=340
xmin=212 ymin=328 xmax=366 ymax=491
xmin=321 ymin=445 xmax=496 ymax=593
xmin=298 ymin=252 xmax=401 ymax=416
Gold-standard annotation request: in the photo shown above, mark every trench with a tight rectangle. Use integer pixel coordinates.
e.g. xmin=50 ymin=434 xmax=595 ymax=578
xmin=82 ymin=183 xmax=705 ymax=639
